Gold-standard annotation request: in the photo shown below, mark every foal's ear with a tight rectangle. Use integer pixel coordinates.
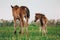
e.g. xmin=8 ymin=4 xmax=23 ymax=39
xmin=11 ymin=5 xmax=13 ymax=8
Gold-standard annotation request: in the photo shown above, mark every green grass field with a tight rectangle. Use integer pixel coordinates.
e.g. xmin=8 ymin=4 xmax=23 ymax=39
xmin=0 ymin=25 xmax=60 ymax=40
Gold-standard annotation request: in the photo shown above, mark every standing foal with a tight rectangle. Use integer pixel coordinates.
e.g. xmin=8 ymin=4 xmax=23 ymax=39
xmin=11 ymin=5 xmax=30 ymax=35
xmin=34 ymin=13 xmax=48 ymax=35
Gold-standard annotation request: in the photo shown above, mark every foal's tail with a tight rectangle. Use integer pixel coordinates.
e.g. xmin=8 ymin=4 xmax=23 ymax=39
xmin=21 ymin=6 xmax=30 ymax=18
xmin=25 ymin=6 xmax=30 ymax=18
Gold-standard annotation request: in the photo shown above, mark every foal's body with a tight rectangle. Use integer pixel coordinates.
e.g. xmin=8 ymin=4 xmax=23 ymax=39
xmin=34 ymin=13 xmax=48 ymax=35
xmin=11 ymin=5 xmax=30 ymax=34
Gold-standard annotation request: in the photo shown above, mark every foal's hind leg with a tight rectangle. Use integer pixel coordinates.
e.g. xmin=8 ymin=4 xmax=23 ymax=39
xmin=41 ymin=19 xmax=47 ymax=36
xmin=19 ymin=18 xmax=24 ymax=34
xmin=41 ymin=25 xmax=46 ymax=35
xmin=19 ymin=20 xmax=21 ymax=33
xmin=14 ymin=18 xmax=17 ymax=34
xmin=26 ymin=18 xmax=28 ymax=35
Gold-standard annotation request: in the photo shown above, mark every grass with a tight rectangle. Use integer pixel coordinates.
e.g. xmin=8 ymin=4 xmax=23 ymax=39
xmin=0 ymin=25 xmax=60 ymax=40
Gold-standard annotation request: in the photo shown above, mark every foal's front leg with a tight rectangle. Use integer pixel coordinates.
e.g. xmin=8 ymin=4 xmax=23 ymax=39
xmin=41 ymin=24 xmax=47 ymax=36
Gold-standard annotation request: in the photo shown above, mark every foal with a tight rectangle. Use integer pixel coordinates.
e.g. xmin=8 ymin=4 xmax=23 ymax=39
xmin=11 ymin=5 xmax=30 ymax=34
xmin=34 ymin=13 xmax=48 ymax=35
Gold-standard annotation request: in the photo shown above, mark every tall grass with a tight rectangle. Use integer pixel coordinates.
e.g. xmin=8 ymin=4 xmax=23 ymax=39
xmin=0 ymin=25 xmax=60 ymax=40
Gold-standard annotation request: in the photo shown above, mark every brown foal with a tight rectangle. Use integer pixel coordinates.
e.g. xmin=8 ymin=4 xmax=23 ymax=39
xmin=11 ymin=5 xmax=30 ymax=35
xmin=34 ymin=13 xmax=48 ymax=35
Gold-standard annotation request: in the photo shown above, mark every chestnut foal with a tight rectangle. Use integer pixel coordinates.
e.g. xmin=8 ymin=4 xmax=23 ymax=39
xmin=11 ymin=5 xmax=30 ymax=35
xmin=34 ymin=13 xmax=48 ymax=35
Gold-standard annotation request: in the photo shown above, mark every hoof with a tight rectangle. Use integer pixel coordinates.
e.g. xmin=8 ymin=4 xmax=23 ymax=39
xmin=19 ymin=31 xmax=24 ymax=34
xmin=19 ymin=31 xmax=21 ymax=34
xmin=14 ymin=31 xmax=16 ymax=34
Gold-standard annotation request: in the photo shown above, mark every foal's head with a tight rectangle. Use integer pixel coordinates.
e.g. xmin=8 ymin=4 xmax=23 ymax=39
xmin=11 ymin=5 xmax=19 ymax=12
xmin=34 ymin=13 xmax=45 ymax=22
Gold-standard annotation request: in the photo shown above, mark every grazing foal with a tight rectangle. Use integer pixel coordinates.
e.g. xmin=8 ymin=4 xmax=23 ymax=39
xmin=11 ymin=5 xmax=30 ymax=34
xmin=34 ymin=13 xmax=48 ymax=35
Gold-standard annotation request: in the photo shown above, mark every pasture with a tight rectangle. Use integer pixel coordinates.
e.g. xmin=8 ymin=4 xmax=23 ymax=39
xmin=0 ymin=24 xmax=60 ymax=40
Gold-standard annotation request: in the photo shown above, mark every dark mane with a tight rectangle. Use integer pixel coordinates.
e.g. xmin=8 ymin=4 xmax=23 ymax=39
xmin=35 ymin=13 xmax=45 ymax=17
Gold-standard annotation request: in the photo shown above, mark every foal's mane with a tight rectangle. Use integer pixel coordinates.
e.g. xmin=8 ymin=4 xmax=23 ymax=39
xmin=35 ymin=13 xmax=45 ymax=17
